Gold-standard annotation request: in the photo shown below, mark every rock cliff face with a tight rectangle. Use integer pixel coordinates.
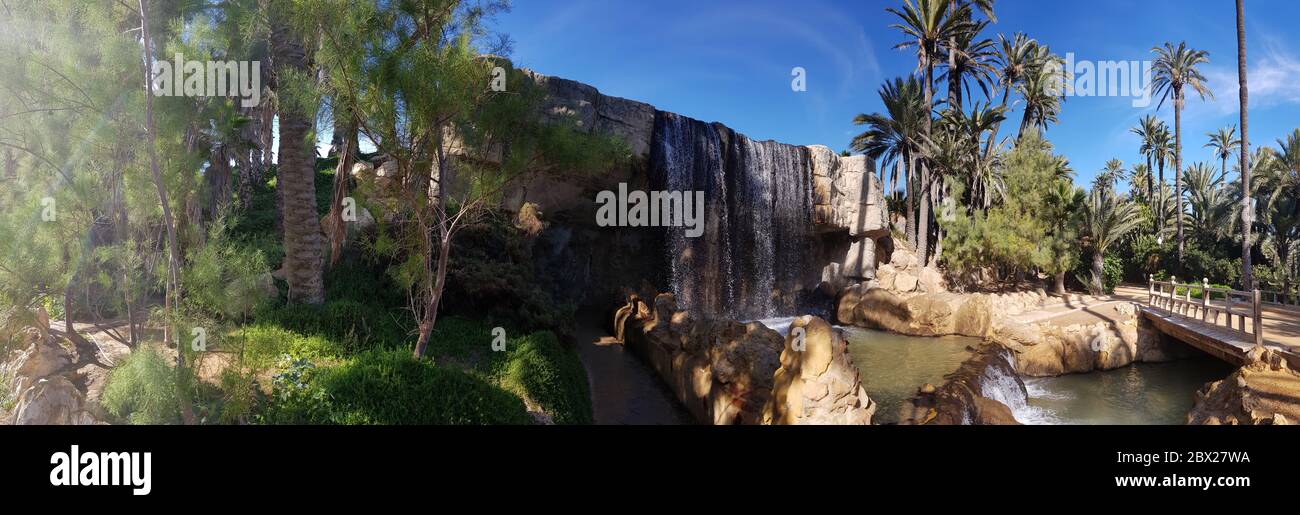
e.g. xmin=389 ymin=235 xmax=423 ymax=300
xmin=615 ymin=294 xmax=874 ymax=425
xmin=500 ymin=69 xmax=888 ymax=314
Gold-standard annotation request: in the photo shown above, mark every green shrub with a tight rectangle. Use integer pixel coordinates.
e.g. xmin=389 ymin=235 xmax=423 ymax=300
xmin=498 ymin=331 xmax=592 ymax=425
xmin=426 ymin=318 xmax=592 ymax=424
xmin=101 ymin=348 xmax=180 ymax=425
xmin=259 ymin=349 xmax=532 ymax=425
xmin=1103 ymin=255 xmax=1124 ymax=293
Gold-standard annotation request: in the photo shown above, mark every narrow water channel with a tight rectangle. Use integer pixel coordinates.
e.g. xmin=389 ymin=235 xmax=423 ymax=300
xmin=760 ymin=318 xmax=1234 ymax=425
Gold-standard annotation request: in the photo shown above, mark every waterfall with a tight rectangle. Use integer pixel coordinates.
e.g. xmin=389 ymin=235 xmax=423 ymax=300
xmin=650 ymin=111 xmax=812 ymax=320
xmin=978 ymin=348 xmax=1059 ymax=424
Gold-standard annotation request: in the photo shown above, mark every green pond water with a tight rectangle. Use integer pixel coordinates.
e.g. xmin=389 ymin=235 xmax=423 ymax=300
xmin=762 ymin=319 xmax=1235 ymax=425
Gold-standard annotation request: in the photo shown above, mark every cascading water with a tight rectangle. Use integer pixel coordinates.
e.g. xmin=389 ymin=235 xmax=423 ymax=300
xmin=978 ymin=347 xmax=1059 ymax=424
xmin=650 ymin=111 xmax=813 ymax=320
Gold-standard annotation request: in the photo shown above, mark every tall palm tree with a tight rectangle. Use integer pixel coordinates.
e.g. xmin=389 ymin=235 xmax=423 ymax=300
xmin=944 ymin=0 xmax=997 ymax=111
xmin=1081 ymin=188 xmax=1144 ymax=294
xmin=1205 ymin=126 xmax=1241 ymax=181
xmin=1017 ymin=49 xmax=1066 ymax=139
xmin=986 ymin=32 xmax=1038 ymax=158
xmin=852 ymin=76 xmax=928 ymax=246
xmin=1131 ymin=114 xmax=1163 ymax=200
xmin=888 ymin=0 xmax=970 ymax=261
xmin=270 ymin=3 xmax=326 ymax=304
xmin=939 ymin=19 xmax=997 ymax=111
xmin=1236 ymin=0 xmax=1255 ymax=289
xmin=1151 ymin=41 xmax=1214 ymax=269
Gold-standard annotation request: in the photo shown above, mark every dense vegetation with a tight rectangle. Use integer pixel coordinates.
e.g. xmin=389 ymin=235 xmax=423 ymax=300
xmin=0 ymin=1 xmax=609 ymax=425
xmin=857 ymin=0 xmax=1294 ymax=298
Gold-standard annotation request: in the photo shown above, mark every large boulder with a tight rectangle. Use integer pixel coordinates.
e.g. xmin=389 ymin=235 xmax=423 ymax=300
xmin=763 ymin=316 xmax=875 ymax=425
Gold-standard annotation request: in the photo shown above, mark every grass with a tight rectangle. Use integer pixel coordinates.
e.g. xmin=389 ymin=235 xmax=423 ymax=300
xmin=258 ymin=349 xmax=533 ymax=425
xmin=427 ymin=318 xmax=592 ymax=425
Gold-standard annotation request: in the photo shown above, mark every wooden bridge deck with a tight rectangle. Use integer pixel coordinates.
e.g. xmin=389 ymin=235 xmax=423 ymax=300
xmin=1140 ymin=305 xmax=1300 ymax=369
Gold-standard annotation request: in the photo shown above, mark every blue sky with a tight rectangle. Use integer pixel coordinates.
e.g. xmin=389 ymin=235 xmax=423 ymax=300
xmin=491 ymin=0 xmax=1300 ymax=190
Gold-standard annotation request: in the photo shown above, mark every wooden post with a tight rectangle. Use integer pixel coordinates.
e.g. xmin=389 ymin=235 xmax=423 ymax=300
xmin=1148 ymin=274 xmax=1155 ymax=306
xmin=1170 ymin=276 xmax=1177 ymax=313
xmin=1254 ymin=289 xmax=1264 ymax=348
xmin=1202 ymin=278 xmax=1211 ymax=322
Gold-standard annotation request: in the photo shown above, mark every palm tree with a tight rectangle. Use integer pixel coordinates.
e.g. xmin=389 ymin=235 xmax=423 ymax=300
xmin=1185 ymin=161 xmax=1232 ymax=245
xmin=1045 ymin=179 xmax=1084 ymax=294
xmin=1205 ymin=126 xmax=1241 ymax=181
xmin=986 ymin=32 xmax=1038 ymax=158
xmin=930 ymin=102 xmax=1006 ymax=209
xmin=270 ymin=3 xmax=326 ymax=304
xmin=1081 ymin=188 xmax=1144 ymax=294
xmin=1236 ymin=0 xmax=1255 ymax=289
xmin=1017 ymin=49 xmax=1066 ymax=138
xmin=1129 ymin=163 xmax=1153 ymax=203
xmin=888 ymin=0 xmax=970 ymax=261
xmin=939 ymin=19 xmax=997 ymax=111
xmin=1131 ymin=114 xmax=1163 ymax=201
xmin=852 ymin=76 xmax=928 ymax=246
xmin=1095 ymin=158 xmax=1125 ymax=195
xmin=943 ymin=0 xmax=998 ymax=111
xmin=1151 ymin=41 xmax=1214 ymax=269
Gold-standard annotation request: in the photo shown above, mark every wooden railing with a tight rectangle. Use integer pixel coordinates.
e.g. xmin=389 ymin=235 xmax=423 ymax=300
xmin=1260 ymin=288 xmax=1299 ymax=308
xmin=1147 ymin=275 xmax=1264 ymax=347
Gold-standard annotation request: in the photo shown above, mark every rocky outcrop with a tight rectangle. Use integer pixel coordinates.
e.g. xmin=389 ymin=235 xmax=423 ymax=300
xmin=873 ymin=245 xmax=946 ymax=295
xmin=2 ymin=313 xmax=106 ymax=425
xmin=619 ymin=293 xmax=783 ymax=424
xmin=617 ymin=294 xmax=874 ymax=425
xmin=763 ymin=316 xmax=875 ymax=425
xmin=1187 ymin=348 xmax=1300 ymax=425
xmin=903 ymin=346 xmax=1023 ymax=425
xmin=839 ymin=287 xmax=1193 ymax=377
xmin=808 ymin=145 xmax=888 ymax=293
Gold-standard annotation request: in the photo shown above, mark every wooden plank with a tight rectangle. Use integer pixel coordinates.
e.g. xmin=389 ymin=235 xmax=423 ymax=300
xmin=1140 ymin=308 xmax=1249 ymax=366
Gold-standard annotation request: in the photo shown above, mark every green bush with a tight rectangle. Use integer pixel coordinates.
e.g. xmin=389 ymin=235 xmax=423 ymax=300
xmin=426 ymin=318 xmax=592 ymax=424
xmin=1103 ymin=255 xmax=1124 ymax=293
xmin=101 ymin=348 xmax=180 ymax=425
xmin=258 ymin=349 xmax=533 ymax=425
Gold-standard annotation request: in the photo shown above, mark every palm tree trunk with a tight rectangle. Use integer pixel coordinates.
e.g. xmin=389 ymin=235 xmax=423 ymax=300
xmin=1175 ymin=93 xmax=1186 ymax=270
xmin=918 ymin=171 xmax=931 ymax=263
xmin=1054 ymin=270 xmax=1067 ymax=295
xmin=905 ymin=154 xmax=916 ymax=245
xmin=921 ymin=52 xmax=934 ymax=262
xmin=1237 ymin=0 xmax=1255 ymax=290
xmin=270 ymin=14 xmax=326 ymax=305
xmin=1091 ymin=250 xmax=1105 ymax=294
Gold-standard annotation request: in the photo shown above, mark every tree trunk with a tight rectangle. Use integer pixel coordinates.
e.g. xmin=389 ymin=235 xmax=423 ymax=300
xmin=1054 ymin=271 xmax=1067 ymax=295
xmin=270 ymin=13 xmax=326 ymax=305
xmin=1237 ymin=0 xmax=1255 ymax=290
xmin=1174 ymin=93 xmax=1185 ymax=270
xmin=412 ymin=236 xmax=450 ymax=359
xmin=918 ymin=171 xmax=931 ymax=264
xmin=138 ymin=0 xmax=195 ymax=425
xmin=905 ymin=153 xmax=916 ymax=245
xmin=1091 ymin=250 xmax=1105 ymax=295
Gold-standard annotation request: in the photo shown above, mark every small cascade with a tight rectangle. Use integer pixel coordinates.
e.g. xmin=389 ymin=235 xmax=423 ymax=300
xmin=979 ymin=348 xmax=1059 ymax=424
xmin=650 ymin=111 xmax=813 ymax=320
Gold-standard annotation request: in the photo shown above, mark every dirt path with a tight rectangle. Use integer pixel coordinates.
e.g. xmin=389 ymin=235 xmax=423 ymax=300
xmin=572 ymin=311 xmax=692 ymax=425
